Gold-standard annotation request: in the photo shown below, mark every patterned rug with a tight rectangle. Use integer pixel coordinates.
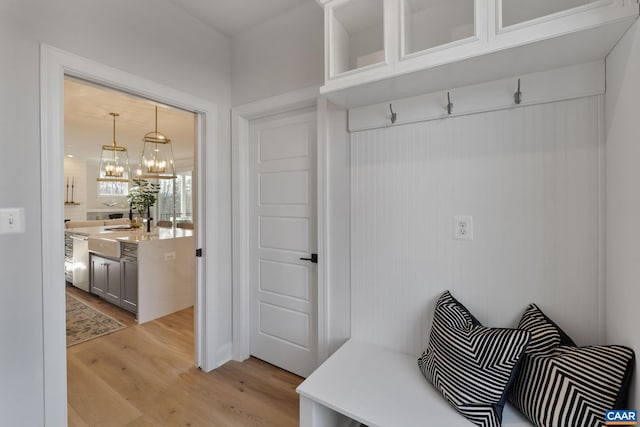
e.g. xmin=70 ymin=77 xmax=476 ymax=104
xmin=66 ymin=293 xmax=126 ymax=347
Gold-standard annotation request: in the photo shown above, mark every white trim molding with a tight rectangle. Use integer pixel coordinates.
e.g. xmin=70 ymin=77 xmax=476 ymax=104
xmin=231 ymin=86 xmax=325 ymax=363
xmin=348 ymin=60 xmax=606 ymax=131
xmin=40 ymin=44 xmax=224 ymax=427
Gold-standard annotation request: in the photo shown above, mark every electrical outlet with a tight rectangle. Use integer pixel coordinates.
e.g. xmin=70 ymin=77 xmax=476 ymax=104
xmin=453 ymin=215 xmax=473 ymax=241
xmin=0 ymin=208 xmax=25 ymax=234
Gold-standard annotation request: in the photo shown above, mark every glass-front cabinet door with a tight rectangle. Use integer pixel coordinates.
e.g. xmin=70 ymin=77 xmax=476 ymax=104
xmin=401 ymin=0 xmax=479 ymax=59
xmin=499 ymin=0 xmax=613 ymax=29
xmin=490 ymin=0 xmax=634 ymax=56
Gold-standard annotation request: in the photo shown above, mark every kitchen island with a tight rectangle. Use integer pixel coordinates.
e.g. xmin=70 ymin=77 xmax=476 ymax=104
xmin=65 ymin=225 xmax=195 ymax=324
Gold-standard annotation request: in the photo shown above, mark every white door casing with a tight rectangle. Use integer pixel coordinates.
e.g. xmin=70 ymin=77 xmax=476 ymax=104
xmin=40 ymin=45 xmax=223 ymax=427
xmin=249 ymin=110 xmax=318 ymax=377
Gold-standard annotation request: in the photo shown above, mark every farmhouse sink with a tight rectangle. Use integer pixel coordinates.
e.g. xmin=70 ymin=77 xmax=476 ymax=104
xmin=88 ymin=236 xmax=121 ymax=258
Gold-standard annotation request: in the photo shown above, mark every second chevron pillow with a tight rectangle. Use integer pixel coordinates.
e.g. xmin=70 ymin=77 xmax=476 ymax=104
xmin=509 ymin=304 xmax=635 ymax=427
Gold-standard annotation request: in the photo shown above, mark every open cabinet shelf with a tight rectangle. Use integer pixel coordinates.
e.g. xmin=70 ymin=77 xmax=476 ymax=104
xmin=328 ymin=0 xmax=386 ymax=78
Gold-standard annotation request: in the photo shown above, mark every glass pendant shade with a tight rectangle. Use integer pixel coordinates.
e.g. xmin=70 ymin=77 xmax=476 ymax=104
xmin=137 ymin=106 xmax=177 ymax=180
xmin=97 ymin=113 xmax=130 ymax=183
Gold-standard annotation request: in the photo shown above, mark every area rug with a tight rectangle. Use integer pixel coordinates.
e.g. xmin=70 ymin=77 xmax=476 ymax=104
xmin=66 ymin=293 xmax=126 ymax=347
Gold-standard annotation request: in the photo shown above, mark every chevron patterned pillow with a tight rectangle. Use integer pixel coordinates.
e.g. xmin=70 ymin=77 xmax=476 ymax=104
xmin=509 ymin=304 xmax=635 ymax=427
xmin=418 ymin=291 xmax=531 ymax=427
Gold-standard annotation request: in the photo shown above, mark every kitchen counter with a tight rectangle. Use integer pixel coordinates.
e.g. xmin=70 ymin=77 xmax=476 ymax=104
xmin=66 ymin=225 xmax=195 ymax=324
xmin=65 ymin=225 xmax=193 ymax=242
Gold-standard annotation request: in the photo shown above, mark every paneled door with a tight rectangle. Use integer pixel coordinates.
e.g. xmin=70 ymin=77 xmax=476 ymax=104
xmin=249 ymin=109 xmax=317 ymax=378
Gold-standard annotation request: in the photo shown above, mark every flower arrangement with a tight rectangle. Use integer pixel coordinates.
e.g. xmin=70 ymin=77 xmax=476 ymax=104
xmin=127 ymin=178 xmax=160 ymax=231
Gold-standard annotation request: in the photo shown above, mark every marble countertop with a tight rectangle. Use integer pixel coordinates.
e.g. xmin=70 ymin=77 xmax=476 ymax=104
xmin=66 ymin=226 xmax=193 ymax=242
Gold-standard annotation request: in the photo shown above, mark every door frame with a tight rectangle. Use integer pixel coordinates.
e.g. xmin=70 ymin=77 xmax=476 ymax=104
xmin=40 ymin=45 xmax=223 ymax=426
xmin=231 ymin=87 xmax=329 ymax=364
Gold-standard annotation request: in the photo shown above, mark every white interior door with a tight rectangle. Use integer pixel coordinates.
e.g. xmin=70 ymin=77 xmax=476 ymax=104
xmin=249 ymin=109 xmax=317 ymax=378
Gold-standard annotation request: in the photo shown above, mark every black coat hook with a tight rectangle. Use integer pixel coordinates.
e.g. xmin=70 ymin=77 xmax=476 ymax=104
xmin=389 ymin=104 xmax=397 ymax=124
xmin=447 ymin=92 xmax=453 ymax=115
xmin=514 ymin=78 xmax=523 ymax=105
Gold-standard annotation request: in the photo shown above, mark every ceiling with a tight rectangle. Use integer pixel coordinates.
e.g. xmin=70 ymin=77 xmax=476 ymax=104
xmin=64 ymin=78 xmax=196 ymax=163
xmin=168 ymin=0 xmax=312 ymax=37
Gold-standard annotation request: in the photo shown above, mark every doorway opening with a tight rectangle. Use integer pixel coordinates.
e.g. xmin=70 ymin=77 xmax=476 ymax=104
xmin=63 ymin=74 xmax=198 ymax=343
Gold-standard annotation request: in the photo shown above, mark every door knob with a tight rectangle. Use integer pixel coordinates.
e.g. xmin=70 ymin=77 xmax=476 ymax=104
xmin=300 ymin=253 xmax=318 ymax=264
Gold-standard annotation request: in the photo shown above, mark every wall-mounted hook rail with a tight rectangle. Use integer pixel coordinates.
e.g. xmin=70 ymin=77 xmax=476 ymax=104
xmin=389 ymin=104 xmax=397 ymax=124
xmin=447 ymin=92 xmax=453 ymax=115
xmin=514 ymin=78 xmax=523 ymax=105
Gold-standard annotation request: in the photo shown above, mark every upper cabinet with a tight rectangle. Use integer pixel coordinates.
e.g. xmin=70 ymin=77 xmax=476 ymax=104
xmin=500 ymin=0 xmax=614 ymax=28
xmin=400 ymin=0 xmax=482 ymax=59
xmin=321 ymin=0 xmax=638 ymax=107
xmin=490 ymin=0 xmax=637 ymax=47
xmin=328 ymin=0 xmax=386 ymax=77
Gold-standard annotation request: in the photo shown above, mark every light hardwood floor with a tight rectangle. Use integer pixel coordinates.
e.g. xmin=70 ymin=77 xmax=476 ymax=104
xmin=66 ymin=287 xmax=303 ymax=426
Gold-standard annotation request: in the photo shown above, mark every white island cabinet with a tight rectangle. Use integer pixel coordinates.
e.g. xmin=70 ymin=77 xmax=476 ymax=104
xmin=69 ymin=226 xmax=195 ymax=324
xmin=321 ymin=0 xmax=638 ymax=106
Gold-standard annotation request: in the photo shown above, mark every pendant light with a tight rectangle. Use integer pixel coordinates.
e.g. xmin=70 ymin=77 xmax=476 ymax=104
xmin=97 ymin=112 xmax=130 ymax=183
xmin=137 ymin=105 xmax=176 ymax=180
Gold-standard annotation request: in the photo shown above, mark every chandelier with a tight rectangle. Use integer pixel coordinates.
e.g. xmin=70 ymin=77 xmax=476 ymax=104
xmin=136 ymin=105 xmax=176 ymax=180
xmin=97 ymin=112 xmax=130 ymax=183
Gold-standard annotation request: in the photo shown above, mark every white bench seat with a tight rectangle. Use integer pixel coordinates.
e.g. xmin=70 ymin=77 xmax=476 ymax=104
xmin=297 ymin=339 xmax=532 ymax=427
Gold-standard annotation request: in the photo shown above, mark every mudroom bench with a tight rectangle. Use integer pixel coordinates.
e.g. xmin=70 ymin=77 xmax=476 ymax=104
xmin=296 ymin=340 xmax=532 ymax=427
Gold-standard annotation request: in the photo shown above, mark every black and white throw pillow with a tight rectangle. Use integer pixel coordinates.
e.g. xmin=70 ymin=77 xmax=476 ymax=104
xmin=509 ymin=304 xmax=635 ymax=427
xmin=418 ymin=291 xmax=531 ymax=427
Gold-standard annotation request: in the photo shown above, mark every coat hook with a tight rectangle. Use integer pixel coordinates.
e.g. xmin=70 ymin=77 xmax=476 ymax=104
xmin=447 ymin=92 xmax=453 ymax=115
xmin=389 ymin=104 xmax=397 ymax=124
xmin=514 ymin=78 xmax=523 ymax=105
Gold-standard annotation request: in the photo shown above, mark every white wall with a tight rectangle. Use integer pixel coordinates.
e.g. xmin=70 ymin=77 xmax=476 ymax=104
xmin=605 ymin=20 xmax=640 ymax=408
xmin=230 ymin=2 xmax=324 ymax=106
xmin=0 ymin=0 xmax=230 ymax=425
xmin=325 ymin=102 xmax=351 ymax=355
xmin=350 ymin=97 xmax=604 ymax=355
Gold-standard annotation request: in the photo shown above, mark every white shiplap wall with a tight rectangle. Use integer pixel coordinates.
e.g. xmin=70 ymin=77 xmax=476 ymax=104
xmin=351 ymin=96 xmax=603 ymax=356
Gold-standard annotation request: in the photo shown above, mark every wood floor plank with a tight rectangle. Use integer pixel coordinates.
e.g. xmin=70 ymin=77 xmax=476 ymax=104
xmin=211 ymin=358 xmax=300 ymax=423
xmin=67 ymin=404 xmax=88 ymax=427
xmin=67 ymin=290 xmax=303 ymax=427
xmin=67 ymin=356 xmax=142 ymax=426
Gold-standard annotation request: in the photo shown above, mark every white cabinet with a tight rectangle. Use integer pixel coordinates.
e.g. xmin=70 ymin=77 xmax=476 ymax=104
xmin=401 ymin=0 xmax=482 ymax=59
xmin=490 ymin=0 xmax=635 ymax=48
xmin=328 ymin=0 xmax=387 ymax=78
xmin=321 ymin=0 xmax=638 ymax=106
xmin=500 ymin=0 xmax=615 ymax=29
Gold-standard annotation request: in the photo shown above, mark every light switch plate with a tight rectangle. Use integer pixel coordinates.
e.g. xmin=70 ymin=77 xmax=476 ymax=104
xmin=453 ymin=215 xmax=473 ymax=241
xmin=0 ymin=208 xmax=25 ymax=234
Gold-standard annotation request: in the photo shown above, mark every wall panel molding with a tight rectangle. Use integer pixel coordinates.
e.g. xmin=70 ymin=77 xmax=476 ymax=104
xmin=350 ymin=96 xmax=604 ymax=355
